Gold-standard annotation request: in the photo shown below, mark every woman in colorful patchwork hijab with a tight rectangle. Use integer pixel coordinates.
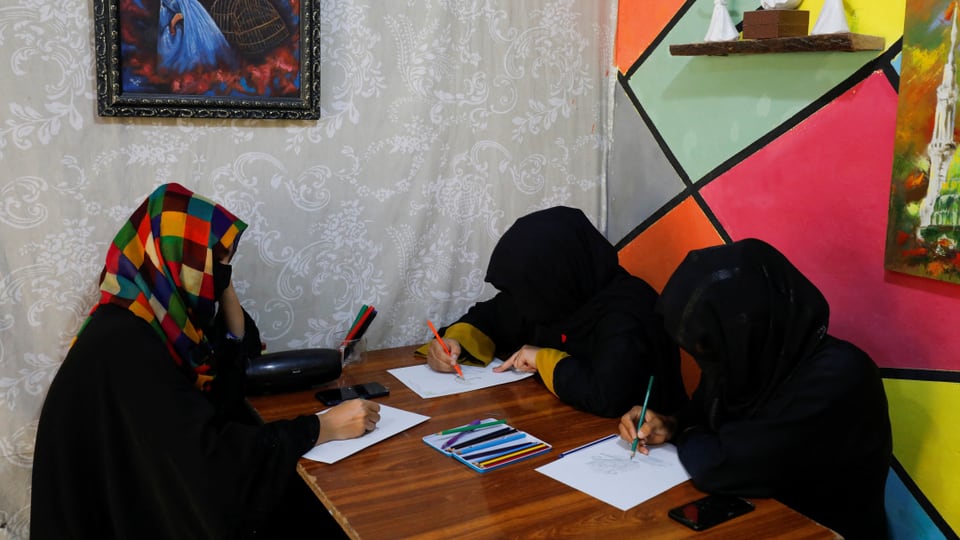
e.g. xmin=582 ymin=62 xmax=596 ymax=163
xmin=619 ymin=239 xmax=891 ymax=539
xmin=422 ymin=206 xmax=687 ymax=418
xmin=32 ymin=183 xmax=378 ymax=539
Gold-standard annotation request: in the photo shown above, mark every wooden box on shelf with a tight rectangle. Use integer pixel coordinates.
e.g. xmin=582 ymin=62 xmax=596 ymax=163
xmin=742 ymin=9 xmax=809 ymax=39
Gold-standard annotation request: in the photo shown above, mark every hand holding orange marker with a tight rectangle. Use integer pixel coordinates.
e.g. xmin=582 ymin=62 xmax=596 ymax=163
xmin=428 ymin=320 xmax=464 ymax=380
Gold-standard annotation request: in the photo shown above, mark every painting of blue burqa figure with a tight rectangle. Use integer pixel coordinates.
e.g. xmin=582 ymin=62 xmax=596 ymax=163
xmin=118 ymin=0 xmax=301 ymax=98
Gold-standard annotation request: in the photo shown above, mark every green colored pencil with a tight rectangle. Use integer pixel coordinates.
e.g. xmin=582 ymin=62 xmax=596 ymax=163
xmin=630 ymin=376 xmax=655 ymax=458
xmin=436 ymin=419 xmax=506 ymax=436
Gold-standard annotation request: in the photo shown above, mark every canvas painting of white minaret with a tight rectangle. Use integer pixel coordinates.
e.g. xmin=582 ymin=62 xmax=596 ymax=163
xmin=885 ymin=0 xmax=960 ymax=284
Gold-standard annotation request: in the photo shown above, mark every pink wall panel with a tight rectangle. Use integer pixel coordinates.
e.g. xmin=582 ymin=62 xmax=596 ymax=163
xmin=701 ymin=72 xmax=960 ymax=371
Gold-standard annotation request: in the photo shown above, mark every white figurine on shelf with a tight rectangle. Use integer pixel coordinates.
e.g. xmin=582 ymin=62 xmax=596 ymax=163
xmin=760 ymin=0 xmax=802 ymax=8
xmin=811 ymin=0 xmax=850 ymax=34
xmin=704 ymin=0 xmax=739 ymax=42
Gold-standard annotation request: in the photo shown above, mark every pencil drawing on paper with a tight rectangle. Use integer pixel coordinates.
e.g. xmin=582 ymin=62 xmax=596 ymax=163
xmin=633 ymin=453 xmax=669 ymax=467
xmin=587 ymin=451 xmax=671 ymax=475
xmin=455 ymin=373 xmax=483 ymax=385
xmin=387 ymin=361 xmax=534 ymax=399
xmin=587 ymin=453 xmax=642 ymax=475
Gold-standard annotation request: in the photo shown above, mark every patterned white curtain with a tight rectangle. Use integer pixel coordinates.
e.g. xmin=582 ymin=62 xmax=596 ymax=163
xmin=0 ymin=0 xmax=615 ymax=535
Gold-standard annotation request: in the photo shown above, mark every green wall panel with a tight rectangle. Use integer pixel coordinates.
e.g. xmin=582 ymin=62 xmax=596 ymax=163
xmin=626 ymin=0 xmax=888 ymax=182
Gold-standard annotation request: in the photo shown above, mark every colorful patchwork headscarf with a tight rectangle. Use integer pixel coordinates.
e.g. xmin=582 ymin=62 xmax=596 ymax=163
xmin=79 ymin=183 xmax=247 ymax=388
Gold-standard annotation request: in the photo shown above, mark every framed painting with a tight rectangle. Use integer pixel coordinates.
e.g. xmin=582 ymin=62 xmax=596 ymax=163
xmin=94 ymin=0 xmax=319 ymax=119
xmin=885 ymin=0 xmax=960 ymax=284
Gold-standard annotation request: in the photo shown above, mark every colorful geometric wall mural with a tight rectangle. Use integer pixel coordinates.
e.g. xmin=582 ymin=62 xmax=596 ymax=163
xmin=611 ymin=1 xmax=958 ymax=537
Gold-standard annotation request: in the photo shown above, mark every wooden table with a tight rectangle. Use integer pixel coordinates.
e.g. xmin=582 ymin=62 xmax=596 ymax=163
xmin=247 ymin=346 xmax=840 ymax=540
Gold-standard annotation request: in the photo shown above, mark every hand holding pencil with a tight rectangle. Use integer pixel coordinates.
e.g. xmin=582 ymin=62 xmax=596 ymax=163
xmin=630 ymin=376 xmax=655 ymax=458
xmin=620 ymin=410 xmax=676 ymax=457
xmin=426 ymin=320 xmax=464 ymax=379
xmin=618 ymin=387 xmax=678 ymax=457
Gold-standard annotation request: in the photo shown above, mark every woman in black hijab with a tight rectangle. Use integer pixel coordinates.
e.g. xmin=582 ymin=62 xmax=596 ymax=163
xmin=423 ymin=206 xmax=687 ymax=418
xmin=619 ymin=239 xmax=891 ymax=539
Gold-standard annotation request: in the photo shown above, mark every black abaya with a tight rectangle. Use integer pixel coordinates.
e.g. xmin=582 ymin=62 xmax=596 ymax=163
xmin=31 ymin=305 xmax=319 ymax=539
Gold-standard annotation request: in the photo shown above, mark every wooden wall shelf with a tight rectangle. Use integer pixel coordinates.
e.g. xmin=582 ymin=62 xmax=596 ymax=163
xmin=669 ymin=32 xmax=885 ymax=56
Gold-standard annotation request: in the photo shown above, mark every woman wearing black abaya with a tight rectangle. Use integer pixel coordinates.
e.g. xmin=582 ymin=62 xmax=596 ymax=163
xmin=619 ymin=239 xmax=891 ymax=539
xmin=422 ymin=206 xmax=687 ymax=418
xmin=31 ymin=183 xmax=378 ymax=539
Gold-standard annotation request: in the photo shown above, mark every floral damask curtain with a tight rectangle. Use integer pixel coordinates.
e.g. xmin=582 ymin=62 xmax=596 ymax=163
xmin=0 ymin=0 xmax=615 ymax=535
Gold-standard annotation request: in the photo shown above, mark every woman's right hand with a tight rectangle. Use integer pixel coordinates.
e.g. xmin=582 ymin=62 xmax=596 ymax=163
xmin=316 ymin=399 xmax=381 ymax=445
xmin=618 ymin=406 xmax=676 ymax=456
xmin=425 ymin=337 xmax=461 ymax=373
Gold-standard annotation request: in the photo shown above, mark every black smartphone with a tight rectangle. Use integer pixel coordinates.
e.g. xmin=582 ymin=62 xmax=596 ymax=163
xmin=668 ymin=494 xmax=755 ymax=531
xmin=315 ymin=382 xmax=389 ymax=405
xmin=355 ymin=382 xmax=389 ymax=399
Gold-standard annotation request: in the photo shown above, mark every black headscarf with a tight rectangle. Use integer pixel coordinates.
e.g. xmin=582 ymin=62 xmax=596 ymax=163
xmin=459 ymin=206 xmax=686 ymax=416
xmin=485 ymin=206 xmax=624 ymax=326
xmin=658 ymin=239 xmax=829 ymax=428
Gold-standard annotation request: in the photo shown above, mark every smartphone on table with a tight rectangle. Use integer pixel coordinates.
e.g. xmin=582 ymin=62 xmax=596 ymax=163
xmin=668 ymin=494 xmax=755 ymax=531
xmin=315 ymin=382 xmax=389 ymax=406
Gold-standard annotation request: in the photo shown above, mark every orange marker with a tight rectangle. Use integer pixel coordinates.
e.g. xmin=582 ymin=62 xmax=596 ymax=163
xmin=428 ymin=320 xmax=464 ymax=379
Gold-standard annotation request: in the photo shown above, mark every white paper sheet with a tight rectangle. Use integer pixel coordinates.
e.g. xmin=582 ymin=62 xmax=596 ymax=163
xmin=387 ymin=359 xmax=534 ymax=398
xmin=302 ymin=404 xmax=429 ymax=464
xmin=536 ymin=435 xmax=691 ymax=511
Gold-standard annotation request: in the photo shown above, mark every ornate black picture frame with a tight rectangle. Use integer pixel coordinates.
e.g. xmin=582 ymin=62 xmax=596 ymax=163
xmin=94 ymin=0 xmax=319 ymax=119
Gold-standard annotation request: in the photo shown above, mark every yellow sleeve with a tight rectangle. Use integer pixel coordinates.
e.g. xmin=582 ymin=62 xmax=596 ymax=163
xmin=413 ymin=322 xmax=496 ymax=367
xmin=535 ymin=348 xmax=569 ymax=396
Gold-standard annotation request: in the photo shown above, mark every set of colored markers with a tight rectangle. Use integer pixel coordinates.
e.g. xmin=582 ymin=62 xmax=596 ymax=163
xmin=423 ymin=418 xmax=552 ymax=472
